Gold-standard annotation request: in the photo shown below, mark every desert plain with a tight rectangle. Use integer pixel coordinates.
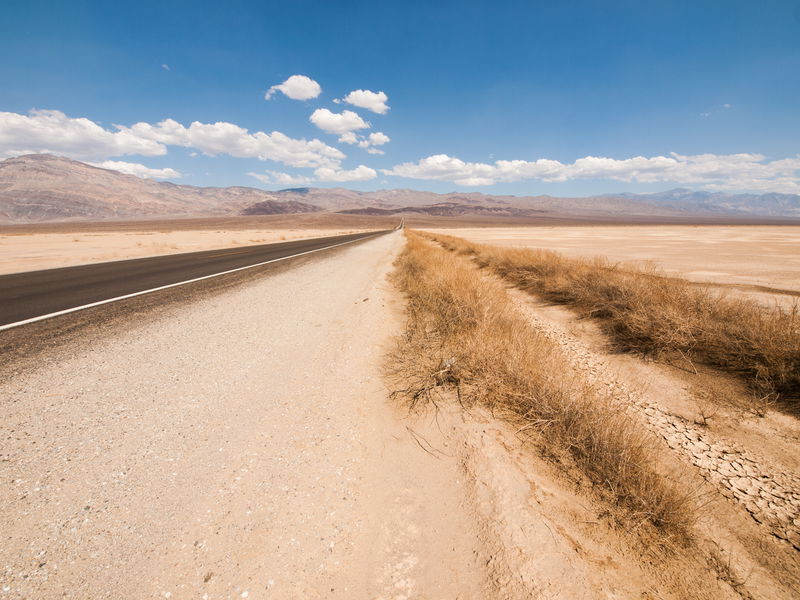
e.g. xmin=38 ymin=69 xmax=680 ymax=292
xmin=425 ymin=225 xmax=800 ymax=291
xmin=6 ymin=221 xmax=799 ymax=293
xmin=2 ymin=220 xmax=799 ymax=599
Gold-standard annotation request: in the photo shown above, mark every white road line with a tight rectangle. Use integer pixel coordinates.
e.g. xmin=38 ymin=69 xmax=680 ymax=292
xmin=0 ymin=231 xmax=387 ymax=333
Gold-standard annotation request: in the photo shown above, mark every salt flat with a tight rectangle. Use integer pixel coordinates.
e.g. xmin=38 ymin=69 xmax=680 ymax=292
xmin=424 ymin=225 xmax=800 ymax=296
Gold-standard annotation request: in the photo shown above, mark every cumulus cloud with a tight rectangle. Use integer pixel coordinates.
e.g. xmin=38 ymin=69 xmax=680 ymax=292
xmin=336 ymin=130 xmax=390 ymax=154
xmin=248 ymin=170 xmax=313 ymax=186
xmin=265 ymin=74 xmax=322 ymax=101
xmin=309 ymin=108 xmax=370 ymax=135
xmin=384 ymin=152 xmax=800 ymax=193
xmin=341 ymin=89 xmax=390 ymax=114
xmin=0 ymin=109 xmax=166 ymax=160
xmin=90 ymin=160 xmax=182 ymax=179
xmin=122 ymin=118 xmax=345 ymax=167
xmin=337 ymin=131 xmax=359 ymax=144
xmin=248 ymin=165 xmax=377 ymax=185
xmin=0 ymin=109 xmax=346 ymax=169
xmin=367 ymin=131 xmax=390 ymax=146
xmin=314 ymin=165 xmax=377 ymax=182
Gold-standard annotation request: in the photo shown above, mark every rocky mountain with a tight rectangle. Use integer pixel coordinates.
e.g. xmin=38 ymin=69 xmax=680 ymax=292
xmin=242 ymin=199 xmax=321 ymax=215
xmin=270 ymin=188 xmax=685 ymax=218
xmin=2 ymin=154 xmax=799 ymax=223
xmin=0 ymin=154 xmax=318 ymax=222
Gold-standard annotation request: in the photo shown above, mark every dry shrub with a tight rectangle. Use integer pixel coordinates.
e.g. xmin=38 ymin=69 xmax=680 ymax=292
xmin=390 ymin=232 xmax=695 ymax=541
xmin=425 ymin=232 xmax=800 ymax=404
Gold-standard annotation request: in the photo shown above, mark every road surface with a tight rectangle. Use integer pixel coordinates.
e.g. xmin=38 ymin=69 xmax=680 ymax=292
xmin=0 ymin=229 xmax=390 ymax=328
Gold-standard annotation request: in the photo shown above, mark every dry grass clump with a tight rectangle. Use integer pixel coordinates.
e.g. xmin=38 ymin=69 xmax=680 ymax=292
xmin=390 ymin=231 xmax=695 ymax=540
xmin=425 ymin=232 xmax=800 ymax=404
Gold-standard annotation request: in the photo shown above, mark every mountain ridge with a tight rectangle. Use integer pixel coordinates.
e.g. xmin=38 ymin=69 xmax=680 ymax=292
xmin=1 ymin=154 xmax=799 ymax=223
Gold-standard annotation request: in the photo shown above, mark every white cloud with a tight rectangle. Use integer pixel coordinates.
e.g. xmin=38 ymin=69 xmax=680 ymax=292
xmin=265 ymin=75 xmax=322 ymax=101
xmin=248 ymin=165 xmax=377 ymax=185
xmin=337 ymin=131 xmax=359 ymax=144
xmin=386 ymin=154 xmax=498 ymax=186
xmin=122 ymin=118 xmax=345 ymax=167
xmin=0 ymin=109 xmax=166 ymax=160
xmin=0 ymin=109 xmax=345 ymax=169
xmin=367 ymin=131 xmax=390 ymax=146
xmin=314 ymin=165 xmax=377 ymax=182
xmin=336 ymin=130 xmax=390 ymax=154
xmin=90 ymin=160 xmax=182 ymax=179
xmin=161 ymin=64 xmax=170 ymax=71
xmin=722 ymin=103 xmax=732 ymax=109
xmin=342 ymin=89 xmax=390 ymax=114
xmin=248 ymin=170 xmax=312 ymax=186
xmin=384 ymin=152 xmax=800 ymax=193
xmin=309 ymin=108 xmax=369 ymax=135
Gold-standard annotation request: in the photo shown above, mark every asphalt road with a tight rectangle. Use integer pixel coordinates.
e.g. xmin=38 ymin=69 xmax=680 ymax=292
xmin=0 ymin=229 xmax=390 ymax=328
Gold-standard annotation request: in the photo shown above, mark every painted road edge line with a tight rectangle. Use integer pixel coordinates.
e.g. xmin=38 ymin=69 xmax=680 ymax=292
xmin=0 ymin=230 xmax=388 ymax=332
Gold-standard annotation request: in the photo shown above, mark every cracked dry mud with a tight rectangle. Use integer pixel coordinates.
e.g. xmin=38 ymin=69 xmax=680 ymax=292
xmin=506 ymin=288 xmax=800 ymax=551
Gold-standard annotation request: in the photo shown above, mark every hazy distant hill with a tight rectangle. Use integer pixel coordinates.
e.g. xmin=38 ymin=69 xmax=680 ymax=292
xmin=0 ymin=154 xmax=319 ymax=222
xmin=269 ymin=187 xmax=684 ymax=217
xmin=615 ymin=188 xmax=800 ymax=217
xmin=2 ymin=154 xmax=799 ymax=223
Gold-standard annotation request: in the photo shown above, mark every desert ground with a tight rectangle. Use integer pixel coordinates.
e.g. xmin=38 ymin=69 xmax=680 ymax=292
xmin=2 ymin=225 xmax=799 ymax=599
xmin=424 ymin=225 xmax=800 ymax=293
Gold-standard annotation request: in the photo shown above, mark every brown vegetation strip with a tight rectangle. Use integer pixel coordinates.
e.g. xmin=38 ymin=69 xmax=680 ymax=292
xmin=388 ymin=231 xmax=695 ymax=541
xmin=423 ymin=232 xmax=800 ymax=403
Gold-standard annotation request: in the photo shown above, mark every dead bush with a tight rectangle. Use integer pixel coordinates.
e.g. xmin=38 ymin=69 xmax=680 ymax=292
xmin=388 ymin=232 xmax=696 ymax=542
xmin=423 ymin=232 xmax=800 ymax=406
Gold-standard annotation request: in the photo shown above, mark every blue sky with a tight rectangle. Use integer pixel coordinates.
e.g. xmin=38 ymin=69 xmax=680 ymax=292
xmin=1 ymin=0 xmax=799 ymax=195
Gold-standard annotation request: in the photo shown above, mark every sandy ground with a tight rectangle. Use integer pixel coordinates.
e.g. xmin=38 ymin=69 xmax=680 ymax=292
xmin=3 ymin=229 xmax=670 ymax=599
xmin=424 ymin=225 xmax=800 ymax=296
xmin=4 ymin=228 xmax=798 ymax=599
xmin=0 ymin=233 xmax=493 ymax=598
xmin=0 ymin=228 xmax=373 ymax=275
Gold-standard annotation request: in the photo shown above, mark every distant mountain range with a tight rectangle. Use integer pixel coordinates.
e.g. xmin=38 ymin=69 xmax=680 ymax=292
xmin=1 ymin=154 xmax=798 ymax=223
xmin=614 ymin=188 xmax=800 ymax=217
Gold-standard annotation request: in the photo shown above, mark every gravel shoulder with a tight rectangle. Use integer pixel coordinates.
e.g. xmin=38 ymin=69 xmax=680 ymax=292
xmin=0 ymin=232 xmax=485 ymax=599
